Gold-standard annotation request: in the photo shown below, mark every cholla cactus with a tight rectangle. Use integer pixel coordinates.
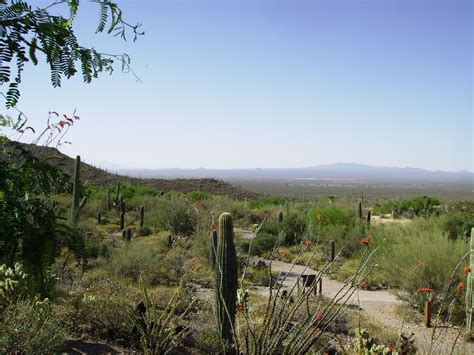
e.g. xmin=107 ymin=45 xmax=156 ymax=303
xmin=0 ymin=263 xmax=28 ymax=305
xmin=354 ymin=328 xmax=391 ymax=354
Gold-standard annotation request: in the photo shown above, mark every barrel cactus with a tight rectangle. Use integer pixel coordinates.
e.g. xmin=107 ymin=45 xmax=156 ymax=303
xmin=215 ymin=213 xmax=238 ymax=349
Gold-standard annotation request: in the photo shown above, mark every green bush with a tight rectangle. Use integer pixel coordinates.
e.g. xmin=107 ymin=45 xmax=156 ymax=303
xmin=0 ymin=298 xmax=67 ymax=353
xmin=107 ymin=244 xmax=166 ymax=284
xmin=377 ymin=219 xmax=467 ymax=313
xmin=243 ymin=233 xmax=277 ymax=256
xmin=187 ymin=191 xmax=212 ymax=202
xmin=259 ymin=212 xmax=307 ymax=246
xmin=373 ymin=196 xmax=442 ymax=217
xmin=248 ymin=195 xmax=286 ymax=209
xmin=138 ymin=226 xmax=153 ymax=237
xmin=443 ymin=212 xmax=473 ymax=240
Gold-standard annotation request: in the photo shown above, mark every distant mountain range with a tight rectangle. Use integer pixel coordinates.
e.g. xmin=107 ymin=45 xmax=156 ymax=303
xmin=115 ymin=163 xmax=473 ymax=185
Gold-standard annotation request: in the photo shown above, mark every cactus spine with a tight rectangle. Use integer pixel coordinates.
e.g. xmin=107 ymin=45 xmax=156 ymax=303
xmin=139 ymin=205 xmax=145 ymax=228
xmin=357 ymin=200 xmax=363 ymax=220
xmin=215 ymin=213 xmax=238 ymax=349
xmin=71 ymin=155 xmax=87 ymax=227
xmin=210 ymin=229 xmax=218 ymax=270
xmin=467 ymin=227 xmax=474 ymax=332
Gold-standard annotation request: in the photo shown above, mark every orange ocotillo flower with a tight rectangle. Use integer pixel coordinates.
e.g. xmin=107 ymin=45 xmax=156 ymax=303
xmin=210 ymin=223 xmax=216 ymax=231
xmin=361 ymin=235 xmax=372 ymax=246
xmin=456 ymin=282 xmax=464 ymax=295
xmin=304 ymin=240 xmax=313 ymax=248
xmin=280 ymin=250 xmax=288 ymax=258
xmin=464 ymin=266 xmax=471 ymax=275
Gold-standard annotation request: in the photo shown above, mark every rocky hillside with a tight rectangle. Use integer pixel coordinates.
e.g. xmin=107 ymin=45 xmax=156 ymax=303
xmin=0 ymin=140 xmax=260 ymax=200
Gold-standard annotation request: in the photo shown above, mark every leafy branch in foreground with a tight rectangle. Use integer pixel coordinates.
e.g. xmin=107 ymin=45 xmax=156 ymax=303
xmin=0 ymin=0 xmax=144 ymax=108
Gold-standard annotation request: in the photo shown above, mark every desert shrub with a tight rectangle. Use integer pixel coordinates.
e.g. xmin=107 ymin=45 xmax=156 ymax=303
xmin=309 ymin=205 xmax=352 ymax=229
xmin=244 ymin=265 xmax=277 ymax=287
xmin=138 ymin=226 xmax=153 ymax=237
xmin=244 ymin=233 xmax=277 ymax=256
xmin=187 ymin=191 xmax=212 ymax=202
xmin=259 ymin=212 xmax=308 ymax=246
xmin=373 ymin=196 xmax=441 ymax=218
xmin=248 ymin=195 xmax=286 ymax=209
xmin=153 ymin=198 xmax=197 ymax=236
xmin=124 ymin=275 xmax=197 ymax=354
xmin=83 ymin=231 xmax=109 ymax=259
xmin=0 ymin=298 xmax=67 ymax=353
xmin=57 ymin=283 xmax=138 ymax=347
xmin=377 ymin=220 xmax=467 ymax=312
xmin=443 ymin=212 xmax=473 ymax=240
xmin=107 ymin=243 xmax=166 ymax=284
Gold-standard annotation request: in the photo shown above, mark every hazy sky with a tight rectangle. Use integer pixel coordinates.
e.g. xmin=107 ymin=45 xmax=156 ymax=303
xmin=4 ymin=0 xmax=473 ymax=171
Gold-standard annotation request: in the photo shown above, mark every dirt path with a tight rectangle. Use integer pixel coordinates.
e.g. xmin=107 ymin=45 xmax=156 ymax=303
xmin=237 ymin=229 xmax=473 ymax=353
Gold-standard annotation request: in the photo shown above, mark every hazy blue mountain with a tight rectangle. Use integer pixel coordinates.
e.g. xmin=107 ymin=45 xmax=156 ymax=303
xmin=115 ymin=163 xmax=473 ymax=184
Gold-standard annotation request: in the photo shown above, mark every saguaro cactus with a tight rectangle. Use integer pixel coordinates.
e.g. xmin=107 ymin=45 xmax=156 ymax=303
xmin=277 ymin=211 xmax=284 ymax=224
xmin=367 ymin=210 xmax=371 ymax=227
xmin=357 ymin=200 xmax=363 ymax=220
xmin=139 ymin=205 xmax=145 ymax=228
xmin=329 ymin=240 xmax=335 ymax=262
xmin=466 ymin=227 xmax=474 ymax=332
xmin=215 ymin=213 xmax=238 ymax=349
xmin=120 ymin=211 xmax=125 ymax=231
xmin=97 ymin=211 xmax=102 ymax=225
xmin=71 ymin=155 xmax=87 ymax=227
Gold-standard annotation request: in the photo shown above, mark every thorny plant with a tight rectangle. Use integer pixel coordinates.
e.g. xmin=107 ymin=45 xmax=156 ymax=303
xmin=214 ymin=213 xmax=380 ymax=354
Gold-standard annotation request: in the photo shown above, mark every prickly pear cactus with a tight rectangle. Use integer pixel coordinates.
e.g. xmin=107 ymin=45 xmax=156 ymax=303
xmin=215 ymin=213 xmax=238 ymax=350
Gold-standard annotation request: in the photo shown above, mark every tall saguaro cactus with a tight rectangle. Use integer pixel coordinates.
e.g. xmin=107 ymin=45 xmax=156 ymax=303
xmin=139 ymin=205 xmax=145 ymax=228
xmin=357 ymin=200 xmax=363 ymax=220
xmin=467 ymin=227 xmax=474 ymax=332
xmin=215 ymin=213 xmax=238 ymax=349
xmin=71 ymin=155 xmax=87 ymax=227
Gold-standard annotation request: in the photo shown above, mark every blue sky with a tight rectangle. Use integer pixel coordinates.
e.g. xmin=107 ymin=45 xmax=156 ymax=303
xmin=3 ymin=0 xmax=473 ymax=171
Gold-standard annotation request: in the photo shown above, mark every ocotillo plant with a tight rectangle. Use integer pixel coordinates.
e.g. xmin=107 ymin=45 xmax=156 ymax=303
xmin=210 ymin=229 xmax=218 ymax=270
xmin=357 ymin=200 xmax=363 ymax=220
xmin=215 ymin=213 xmax=238 ymax=350
xmin=71 ymin=155 xmax=87 ymax=227
xmin=139 ymin=205 xmax=145 ymax=228
xmin=120 ymin=211 xmax=125 ymax=231
xmin=466 ymin=227 xmax=474 ymax=332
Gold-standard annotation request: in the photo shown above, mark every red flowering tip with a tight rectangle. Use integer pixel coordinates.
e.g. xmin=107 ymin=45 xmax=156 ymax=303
xmin=361 ymin=237 xmax=371 ymax=246
xmin=316 ymin=312 xmax=322 ymax=321
xmin=316 ymin=214 xmax=321 ymax=222
xmin=210 ymin=223 xmax=216 ymax=231
xmin=417 ymin=287 xmax=434 ymax=293
xmin=456 ymin=282 xmax=464 ymax=295
xmin=280 ymin=250 xmax=288 ymax=258
xmin=304 ymin=240 xmax=313 ymax=248
xmin=58 ymin=120 xmax=65 ymax=128
xmin=464 ymin=266 xmax=471 ymax=275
